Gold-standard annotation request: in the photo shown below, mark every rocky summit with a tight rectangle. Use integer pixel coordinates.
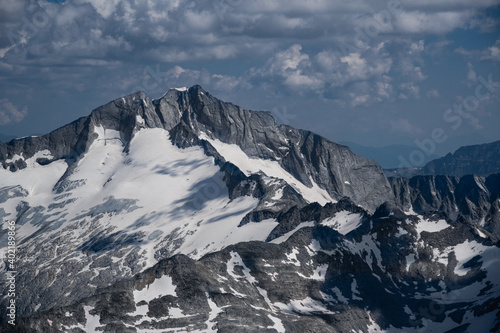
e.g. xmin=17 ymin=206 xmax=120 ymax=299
xmin=0 ymin=86 xmax=499 ymax=332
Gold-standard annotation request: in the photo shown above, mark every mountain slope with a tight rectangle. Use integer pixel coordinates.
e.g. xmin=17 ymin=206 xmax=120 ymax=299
xmin=9 ymin=205 xmax=500 ymax=333
xmin=0 ymin=86 xmax=499 ymax=332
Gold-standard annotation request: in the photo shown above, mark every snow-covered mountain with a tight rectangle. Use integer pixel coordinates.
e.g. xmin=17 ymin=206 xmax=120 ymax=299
xmin=0 ymin=86 xmax=499 ymax=332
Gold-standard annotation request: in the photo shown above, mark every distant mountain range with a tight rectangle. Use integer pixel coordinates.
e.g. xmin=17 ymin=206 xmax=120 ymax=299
xmin=0 ymin=134 xmax=16 ymax=143
xmin=384 ymin=140 xmax=500 ymax=178
xmin=420 ymin=140 xmax=500 ymax=177
xmin=341 ymin=141 xmax=441 ymax=169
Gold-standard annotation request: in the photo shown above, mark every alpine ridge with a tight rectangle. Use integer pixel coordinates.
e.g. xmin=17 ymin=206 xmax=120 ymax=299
xmin=0 ymin=85 xmax=394 ymax=211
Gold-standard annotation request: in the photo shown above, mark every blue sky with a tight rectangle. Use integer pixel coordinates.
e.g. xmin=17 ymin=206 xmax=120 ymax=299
xmin=0 ymin=0 xmax=499 ymax=157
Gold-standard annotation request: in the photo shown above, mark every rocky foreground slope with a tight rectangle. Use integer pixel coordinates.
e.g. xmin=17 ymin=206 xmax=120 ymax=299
xmin=7 ymin=203 xmax=500 ymax=333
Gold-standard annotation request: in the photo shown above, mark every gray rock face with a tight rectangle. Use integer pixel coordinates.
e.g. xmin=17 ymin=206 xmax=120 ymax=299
xmin=166 ymin=86 xmax=394 ymax=211
xmin=421 ymin=140 xmax=500 ymax=177
xmin=277 ymin=126 xmax=394 ymax=212
xmin=0 ymin=116 xmax=91 ymax=171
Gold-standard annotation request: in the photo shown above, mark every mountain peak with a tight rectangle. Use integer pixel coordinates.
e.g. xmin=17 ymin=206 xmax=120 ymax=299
xmin=0 ymin=86 xmax=395 ymax=211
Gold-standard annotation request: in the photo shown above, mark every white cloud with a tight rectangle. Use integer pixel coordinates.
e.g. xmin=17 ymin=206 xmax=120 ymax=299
xmin=271 ymin=14 xmax=309 ymax=29
xmin=211 ymin=74 xmax=246 ymax=91
xmin=283 ymin=71 xmax=323 ymax=90
xmin=85 ymin=0 xmax=120 ymax=19
xmin=409 ymin=40 xmax=424 ymax=54
xmin=183 ymin=10 xmax=217 ymax=31
xmin=483 ymin=39 xmax=500 ymax=61
xmin=466 ymin=115 xmax=483 ymax=130
xmin=455 ymin=39 xmax=500 ymax=62
xmin=251 ymin=44 xmax=323 ymax=90
xmin=399 ymin=82 xmax=420 ymax=99
xmin=341 ymin=53 xmax=368 ymax=77
xmin=454 ymin=47 xmax=480 ymax=58
xmin=0 ymin=45 xmax=14 ymax=58
xmin=467 ymin=62 xmax=477 ymax=84
xmin=0 ymin=99 xmax=27 ymax=125
xmin=340 ymin=52 xmax=392 ymax=81
xmin=394 ymin=10 xmax=472 ymax=34
xmin=387 ymin=118 xmax=423 ymax=135
xmin=55 ymin=4 xmax=83 ymax=26
xmin=0 ymin=0 xmax=497 ymax=68
xmin=239 ymin=0 xmax=370 ymax=14
xmin=351 ymin=94 xmax=371 ymax=107
xmin=400 ymin=0 xmax=499 ymax=9
xmin=376 ymin=79 xmax=393 ymax=99
xmin=0 ymin=0 xmax=27 ymax=21
xmin=426 ymin=89 xmax=439 ymax=98
xmin=246 ymin=38 xmax=433 ymax=106
xmin=316 ymin=51 xmax=342 ymax=71
xmin=273 ymin=44 xmax=310 ymax=72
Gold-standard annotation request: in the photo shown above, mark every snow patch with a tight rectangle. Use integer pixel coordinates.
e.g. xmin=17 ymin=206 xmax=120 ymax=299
xmin=270 ymin=221 xmax=315 ymax=244
xmin=415 ymin=218 xmax=450 ymax=236
xmin=321 ymin=211 xmax=363 ymax=235
xmin=83 ymin=306 xmax=101 ymax=332
xmin=331 ymin=287 xmax=349 ymax=304
xmin=268 ymin=315 xmax=286 ymax=333
xmin=205 ymin=293 xmax=224 ymax=332
xmin=272 ymin=187 xmax=284 ymax=200
xmin=351 ymin=279 xmax=363 ymax=301
xmin=136 ymin=115 xmax=145 ymax=125
xmin=452 ymin=240 xmax=490 ymax=276
xmin=5 ymin=153 xmax=24 ymax=164
xmin=405 ymin=254 xmax=415 ymax=271
xmin=395 ymin=227 xmax=408 ymax=237
xmin=23 ymin=150 xmax=54 ymax=168
xmin=227 ymin=251 xmax=256 ymax=284
xmin=298 ymin=264 xmax=328 ymax=281
xmin=133 ymin=274 xmax=177 ymax=303
xmin=284 ymin=248 xmax=301 ymax=267
xmin=274 ymin=297 xmax=335 ymax=315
